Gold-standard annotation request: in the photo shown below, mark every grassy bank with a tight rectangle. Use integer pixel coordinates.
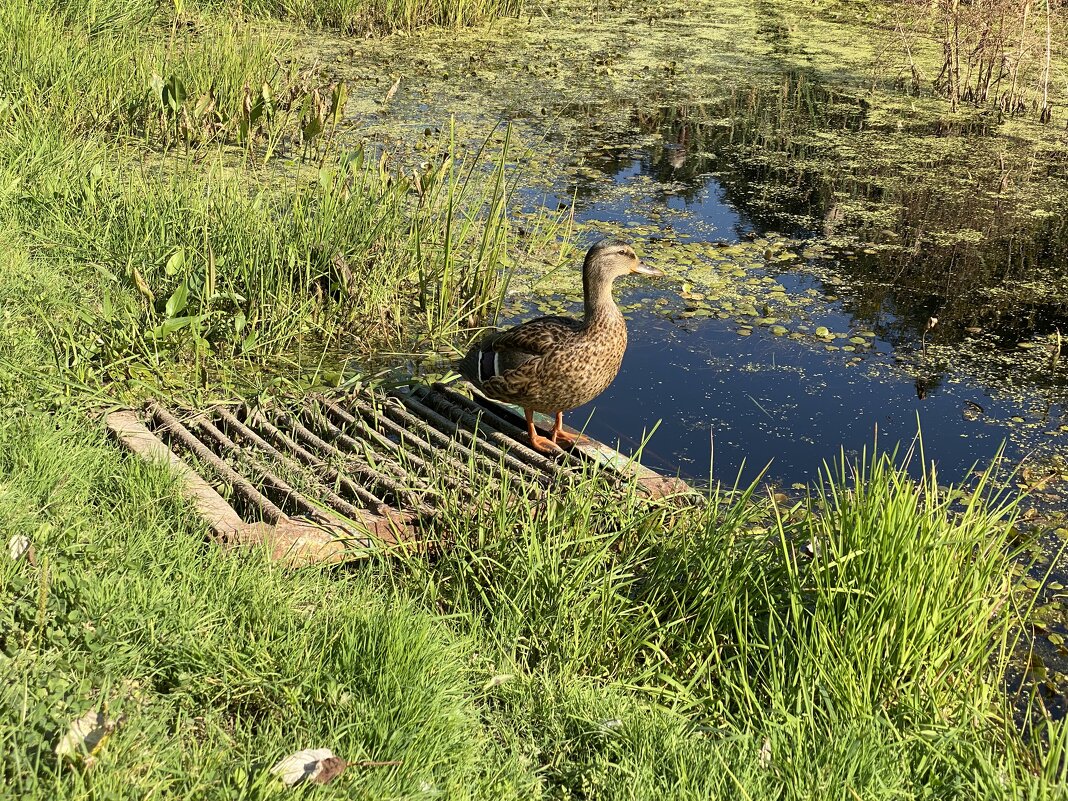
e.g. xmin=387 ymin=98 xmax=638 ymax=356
xmin=216 ymin=0 xmax=525 ymax=33
xmin=0 ymin=0 xmax=551 ymax=403
xmin=2 ymin=411 xmax=1066 ymax=798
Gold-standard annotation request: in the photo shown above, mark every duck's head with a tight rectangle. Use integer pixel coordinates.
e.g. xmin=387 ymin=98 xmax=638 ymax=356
xmin=583 ymin=238 xmax=664 ymax=285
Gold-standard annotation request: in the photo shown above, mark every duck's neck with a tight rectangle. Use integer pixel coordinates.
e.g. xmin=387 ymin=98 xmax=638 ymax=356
xmin=582 ymin=272 xmax=622 ymax=327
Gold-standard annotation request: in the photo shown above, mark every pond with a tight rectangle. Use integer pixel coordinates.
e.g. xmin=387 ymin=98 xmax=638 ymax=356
xmin=319 ymin=5 xmax=1068 ymax=701
xmin=506 ymin=94 xmax=1068 ymax=496
xmin=325 ymin=18 xmax=1068 ymax=506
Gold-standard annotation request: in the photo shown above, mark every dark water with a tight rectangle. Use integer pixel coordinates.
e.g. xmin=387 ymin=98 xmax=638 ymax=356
xmin=343 ymin=33 xmax=1068 ymax=706
xmin=510 ymin=182 xmax=1067 ymax=493
xmin=501 ymin=82 xmax=1068 ymax=493
xmin=520 ymin=205 xmax=1053 ymax=490
xmin=573 ymin=305 xmax=1014 ymax=487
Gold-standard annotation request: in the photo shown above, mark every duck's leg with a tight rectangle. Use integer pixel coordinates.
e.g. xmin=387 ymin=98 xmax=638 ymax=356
xmin=550 ymin=411 xmax=589 ymax=447
xmin=524 ymin=408 xmax=557 ymax=453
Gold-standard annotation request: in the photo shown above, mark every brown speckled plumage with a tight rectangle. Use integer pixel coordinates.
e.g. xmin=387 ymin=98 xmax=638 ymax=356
xmin=459 ymin=239 xmax=663 ymax=452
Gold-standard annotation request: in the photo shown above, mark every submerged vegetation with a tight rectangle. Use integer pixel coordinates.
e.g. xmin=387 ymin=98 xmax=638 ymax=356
xmin=1 ymin=0 xmax=1068 ymax=797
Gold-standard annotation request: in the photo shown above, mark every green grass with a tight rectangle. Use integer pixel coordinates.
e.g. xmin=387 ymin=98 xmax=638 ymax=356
xmin=196 ymin=0 xmax=524 ymax=34
xmin=0 ymin=123 xmax=539 ymax=402
xmin=1 ymin=411 xmax=1065 ymax=798
xmin=0 ymin=0 xmax=555 ymax=402
xmin=1 ymin=0 xmax=288 ymax=140
xmin=0 ymin=0 xmax=1066 ymax=796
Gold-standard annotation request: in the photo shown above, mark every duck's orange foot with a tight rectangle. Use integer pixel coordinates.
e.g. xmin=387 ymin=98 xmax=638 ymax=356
xmin=528 ymin=433 xmax=559 ymax=454
xmin=550 ymin=411 xmax=588 ymax=448
xmin=525 ymin=408 xmax=560 ymax=455
xmin=552 ymin=429 xmax=589 ymax=448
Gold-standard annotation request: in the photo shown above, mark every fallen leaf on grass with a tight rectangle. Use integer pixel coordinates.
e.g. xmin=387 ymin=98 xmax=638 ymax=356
xmin=482 ymin=674 xmax=514 ymax=690
xmin=55 ymin=709 xmax=119 ymax=760
xmin=7 ymin=534 xmax=33 ymax=563
xmin=759 ymin=737 xmax=772 ymax=768
xmin=270 ymin=750 xmax=402 ymax=787
xmin=272 ymin=749 xmax=344 ymax=787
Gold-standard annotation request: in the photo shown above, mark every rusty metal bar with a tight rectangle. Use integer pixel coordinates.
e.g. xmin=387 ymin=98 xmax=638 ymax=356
xmin=341 ymin=394 xmax=472 ymax=494
xmin=432 ymin=383 xmax=588 ymax=471
xmin=298 ymin=404 xmax=410 ymax=481
xmin=275 ymin=409 xmax=437 ymax=517
xmin=409 ymin=386 xmax=556 ymax=486
xmin=418 ymin=396 xmax=553 ymax=486
xmin=377 ymin=393 xmax=507 ymax=483
xmin=192 ymin=416 xmax=356 ymax=533
xmin=233 ymin=407 xmax=393 ymax=515
xmin=190 ymin=414 xmax=415 ymax=547
xmin=392 ymin=389 xmax=523 ymax=487
xmin=210 ymin=407 xmax=385 ymax=525
xmin=150 ymin=404 xmax=285 ymax=523
xmin=313 ymin=399 xmax=461 ymax=493
xmin=107 ymin=410 xmax=246 ymax=544
xmin=123 ymin=376 xmax=694 ymax=561
xmin=446 ymin=389 xmax=692 ymax=499
xmin=310 ymin=397 xmax=442 ymax=492
xmin=424 ymin=383 xmax=576 ymax=478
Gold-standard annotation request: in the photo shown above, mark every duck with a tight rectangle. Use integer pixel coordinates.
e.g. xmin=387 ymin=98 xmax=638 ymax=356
xmin=459 ymin=238 xmax=664 ymax=453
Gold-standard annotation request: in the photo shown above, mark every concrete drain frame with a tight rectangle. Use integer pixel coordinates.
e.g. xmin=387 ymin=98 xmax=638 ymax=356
xmin=105 ymin=382 xmax=693 ymax=565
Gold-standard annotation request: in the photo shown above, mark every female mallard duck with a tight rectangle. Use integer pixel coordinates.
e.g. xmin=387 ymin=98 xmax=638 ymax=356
xmin=459 ymin=238 xmax=663 ymax=453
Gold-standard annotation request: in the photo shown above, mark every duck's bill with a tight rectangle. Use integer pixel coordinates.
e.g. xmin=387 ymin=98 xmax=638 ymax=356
xmin=631 ymin=261 xmax=665 ymax=277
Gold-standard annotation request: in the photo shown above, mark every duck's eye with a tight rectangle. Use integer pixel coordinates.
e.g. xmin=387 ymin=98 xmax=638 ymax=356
xmin=618 ymin=249 xmax=628 ymax=256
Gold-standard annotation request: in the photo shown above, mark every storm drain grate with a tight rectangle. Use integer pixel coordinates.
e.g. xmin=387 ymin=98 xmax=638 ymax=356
xmin=105 ymin=382 xmax=692 ymax=564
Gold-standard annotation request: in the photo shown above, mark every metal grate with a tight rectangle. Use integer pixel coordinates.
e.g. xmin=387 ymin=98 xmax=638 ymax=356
xmin=106 ymin=383 xmax=692 ymax=564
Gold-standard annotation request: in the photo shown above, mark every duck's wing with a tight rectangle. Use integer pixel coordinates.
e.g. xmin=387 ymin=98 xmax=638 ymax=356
xmin=461 ymin=315 xmax=582 ymax=391
xmin=487 ymin=315 xmax=583 ymax=361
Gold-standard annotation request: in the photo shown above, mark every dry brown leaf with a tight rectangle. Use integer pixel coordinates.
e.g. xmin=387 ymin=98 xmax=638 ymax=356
xmin=271 ymin=748 xmax=345 ymax=787
xmin=55 ymin=709 xmax=118 ymax=760
xmin=312 ymin=756 xmax=348 ymax=785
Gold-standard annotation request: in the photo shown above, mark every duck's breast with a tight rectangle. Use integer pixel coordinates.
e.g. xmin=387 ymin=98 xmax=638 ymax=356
xmin=530 ymin=318 xmax=628 ymax=412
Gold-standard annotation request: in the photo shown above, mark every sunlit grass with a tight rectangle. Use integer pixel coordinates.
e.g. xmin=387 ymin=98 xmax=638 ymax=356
xmin=0 ymin=0 xmax=561 ymax=403
xmin=197 ymin=0 xmax=524 ymax=33
xmin=1 ymin=0 xmax=288 ymax=138
xmin=0 ymin=0 xmax=1066 ymax=796
xmin=1 ymin=409 xmax=1065 ymax=798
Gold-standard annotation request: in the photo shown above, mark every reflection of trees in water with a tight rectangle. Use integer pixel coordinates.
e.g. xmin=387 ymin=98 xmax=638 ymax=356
xmin=560 ymin=71 xmax=868 ymax=216
xmin=561 ymin=70 xmax=1068 ymax=357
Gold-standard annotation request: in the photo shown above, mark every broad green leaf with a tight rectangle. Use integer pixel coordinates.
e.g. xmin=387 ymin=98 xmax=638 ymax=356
xmin=165 ymin=281 xmax=189 ymax=317
xmin=164 ymin=248 xmax=185 ymax=276
xmin=150 ymin=314 xmax=198 ymax=339
xmin=302 ymin=114 xmax=324 ymax=142
xmin=330 ymin=82 xmax=348 ymax=124
xmin=162 ymin=75 xmax=188 ymax=113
